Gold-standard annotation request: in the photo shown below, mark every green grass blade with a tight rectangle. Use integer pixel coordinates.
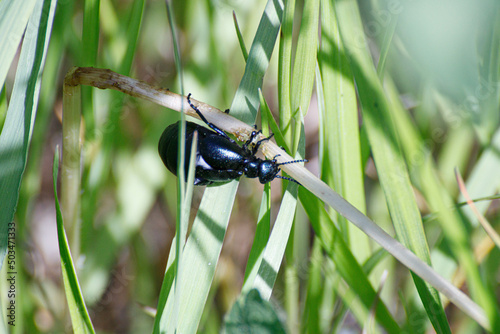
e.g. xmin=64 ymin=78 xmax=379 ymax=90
xmin=260 ymin=90 xmax=289 ymax=153
xmin=251 ymin=182 xmax=299 ymax=299
xmin=318 ymin=0 xmax=368 ymax=261
xmin=161 ymin=182 xmax=239 ymax=333
xmin=0 ymin=0 xmax=57 ymax=268
xmin=0 ymin=89 xmax=6 ymax=128
xmin=290 ymin=0 xmax=319 ymax=118
xmin=53 ymin=149 xmax=95 ymax=334
xmin=301 ymin=239 xmax=323 ymax=332
xmin=288 ymin=0 xmax=318 ymax=157
xmin=376 ymin=15 xmax=398 ymax=80
xmin=277 ymin=0 xmax=295 ymax=143
xmin=241 ymin=90 xmax=276 ymax=293
xmin=81 ymin=0 xmax=100 ymax=136
xmin=241 ymin=186 xmax=270 ymax=293
xmin=224 ymin=289 xmax=286 ymax=333
xmin=154 ymin=1 xmax=187 ymax=332
xmin=333 ymin=1 xmax=465 ymax=332
xmin=82 ymin=0 xmax=100 ymax=65
xmin=230 ymin=0 xmax=284 ymax=124
xmin=0 ymin=0 xmax=37 ymax=90
xmin=169 ymin=130 xmax=198 ymax=333
xmin=118 ymin=0 xmax=145 ymax=74
xmin=232 ymin=11 xmax=248 ymax=62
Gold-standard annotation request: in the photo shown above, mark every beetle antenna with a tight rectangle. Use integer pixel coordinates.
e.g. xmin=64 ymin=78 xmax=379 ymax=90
xmin=277 ymin=159 xmax=308 ymax=166
xmin=275 ymin=175 xmax=302 ymax=185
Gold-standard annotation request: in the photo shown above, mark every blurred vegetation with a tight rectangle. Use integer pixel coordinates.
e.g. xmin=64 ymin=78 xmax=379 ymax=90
xmin=0 ymin=0 xmax=499 ymax=333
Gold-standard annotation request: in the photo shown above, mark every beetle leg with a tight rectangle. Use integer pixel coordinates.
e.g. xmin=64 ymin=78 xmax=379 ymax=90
xmin=242 ymin=129 xmax=262 ymax=151
xmin=187 ymin=93 xmax=234 ymax=142
xmin=252 ymin=133 xmax=275 ymax=154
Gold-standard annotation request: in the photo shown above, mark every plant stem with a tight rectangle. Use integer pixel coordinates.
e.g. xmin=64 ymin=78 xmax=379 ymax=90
xmin=62 ymin=67 xmax=82 ymax=259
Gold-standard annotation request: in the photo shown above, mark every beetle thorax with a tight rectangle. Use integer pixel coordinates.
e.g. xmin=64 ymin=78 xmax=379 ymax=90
xmin=244 ymin=160 xmax=260 ymax=178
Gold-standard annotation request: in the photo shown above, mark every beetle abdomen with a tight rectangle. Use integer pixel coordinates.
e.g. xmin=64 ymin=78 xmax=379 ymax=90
xmin=198 ymin=135 xmax=247 ymax=170
xmin=158 ymin=122 xmax=198 ymax=176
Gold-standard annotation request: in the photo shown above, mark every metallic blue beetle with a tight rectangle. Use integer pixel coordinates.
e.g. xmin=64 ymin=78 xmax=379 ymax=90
xmin=158 ymin=94 xmax=306 ymax=186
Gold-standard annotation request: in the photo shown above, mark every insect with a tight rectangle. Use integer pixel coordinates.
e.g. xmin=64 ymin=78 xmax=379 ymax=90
xmin=158 ymin=94 xmax=307 ymax=186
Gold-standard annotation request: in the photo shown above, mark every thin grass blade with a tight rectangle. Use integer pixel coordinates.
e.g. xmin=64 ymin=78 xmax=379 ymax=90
xmin=459 ymin=127 xmax=500 ymax=223
xmin=376 ymin=15 xmax=398 ymax=80
xmin=53 ymin=149 xmax=95 ymax=334
xmin=80 ymin=0 xmax=100 ymax=135
xmin=232 ymin=11 xmax=248 ymax=62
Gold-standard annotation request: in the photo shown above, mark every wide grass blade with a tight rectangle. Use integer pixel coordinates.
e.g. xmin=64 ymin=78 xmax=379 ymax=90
xmin=333 ymin=1 xmax=453 ymax=332
xmin=155 ymin=0 xmax=284 ymax=332
xmin=241 ymin=186 xmax=270 ymax=293
xmin=0 ymin=0 xmax=37 ymax=91
xmin=230 ymin=0 xmax=284 ymax=124
xmin=277 ymin=0 xmax=295 ymax=143
xmin=0 ymin=0 xmax=57 ymax=267
xmin=385 ymin=77 xmax=500 ymax=332
xmin=284 ymin=3 xmax=319 ymax=328
xmin=291 ymin=0 xmax=319 ymax=118
xmin=251 ymin=182 xmax=300 ymax=300
xmin=318 ymin=0 xmax=368 ymax=261
xmin=160 ymin=182 xmax=238 ymax=333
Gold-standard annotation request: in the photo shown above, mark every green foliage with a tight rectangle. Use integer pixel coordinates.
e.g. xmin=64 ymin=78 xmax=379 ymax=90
xmin=224 ymin=289 xmax=286 ymax=334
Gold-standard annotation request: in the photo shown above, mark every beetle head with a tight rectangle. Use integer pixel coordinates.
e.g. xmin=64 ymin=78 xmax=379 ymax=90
xmin=258 ymin=161 xmax=280 ymax=184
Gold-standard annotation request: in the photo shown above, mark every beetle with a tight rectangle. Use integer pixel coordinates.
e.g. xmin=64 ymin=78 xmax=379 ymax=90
xmin=158 ymin=94 xmax=307 ymax=186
